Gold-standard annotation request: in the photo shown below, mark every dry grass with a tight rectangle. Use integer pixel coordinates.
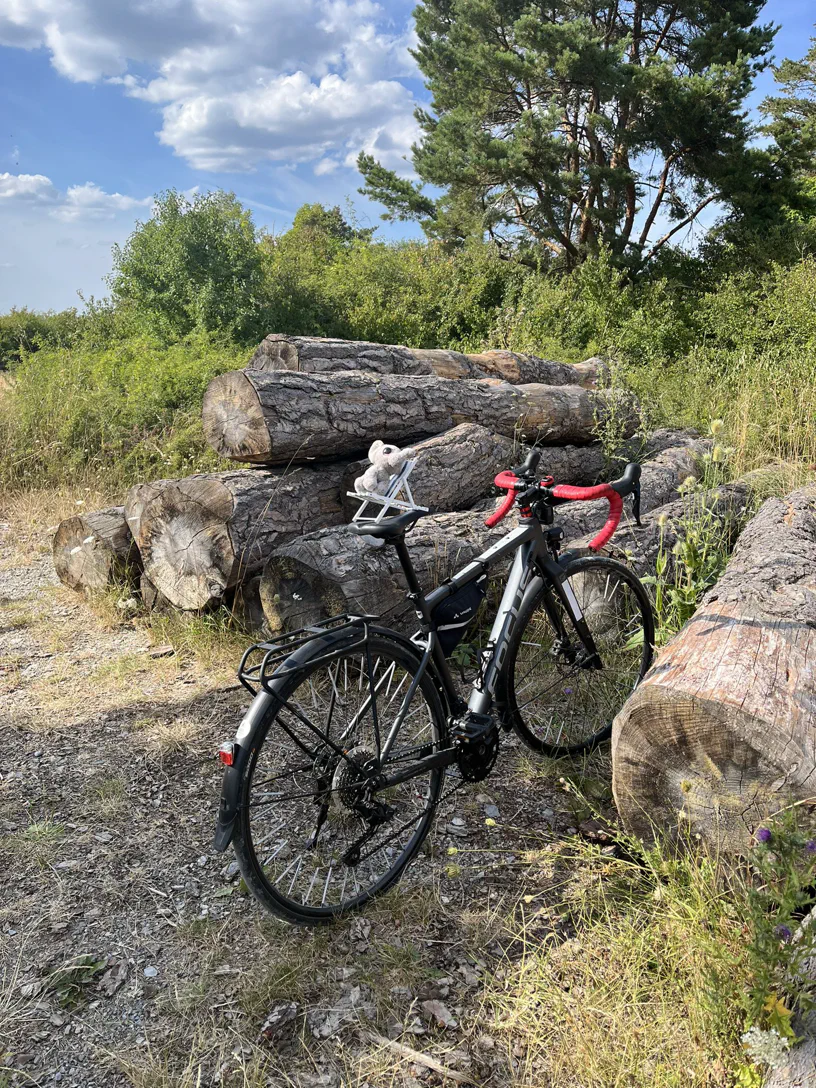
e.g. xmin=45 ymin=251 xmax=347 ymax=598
xmin=477 ymin=839 xmax=750 ymax=1088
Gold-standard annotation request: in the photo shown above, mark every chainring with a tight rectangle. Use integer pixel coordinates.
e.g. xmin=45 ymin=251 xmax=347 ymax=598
xmin=456 ymin=726 xmax=499 ymax=782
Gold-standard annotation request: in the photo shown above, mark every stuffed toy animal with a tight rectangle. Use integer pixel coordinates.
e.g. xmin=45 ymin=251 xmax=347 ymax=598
xmin=354 ymin=440 xmax=416 ymax=496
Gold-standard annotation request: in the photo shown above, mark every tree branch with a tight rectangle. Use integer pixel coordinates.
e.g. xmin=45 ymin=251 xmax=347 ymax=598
xmin=637 ymin=147 xmax=688 ymax=247
xmin=639 ymin=193 xmax=718 ymax=266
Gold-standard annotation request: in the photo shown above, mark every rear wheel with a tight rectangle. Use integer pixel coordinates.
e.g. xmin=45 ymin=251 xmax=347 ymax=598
xmin=502 ymin=556 xmax=654 ymax=756
xmin=233 ymin=633 xmax=446 ymax=924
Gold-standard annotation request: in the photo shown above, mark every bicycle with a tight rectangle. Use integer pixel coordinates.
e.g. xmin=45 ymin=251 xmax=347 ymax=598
xmin=213 ymin=450 xmax=655 ymax=924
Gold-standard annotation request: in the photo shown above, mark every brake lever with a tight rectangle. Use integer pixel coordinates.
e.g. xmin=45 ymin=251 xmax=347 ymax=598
xmin=632 ymin=481 xmax=642 ymax=526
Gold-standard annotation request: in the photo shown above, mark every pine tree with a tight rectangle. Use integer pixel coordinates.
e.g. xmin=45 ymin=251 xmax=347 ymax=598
xmin=360 ymin=1 xmax=775 ymax=271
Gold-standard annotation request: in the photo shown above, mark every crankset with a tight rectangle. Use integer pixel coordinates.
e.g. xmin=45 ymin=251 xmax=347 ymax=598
xmin=451 ymin=710 xmax=499 ymax=782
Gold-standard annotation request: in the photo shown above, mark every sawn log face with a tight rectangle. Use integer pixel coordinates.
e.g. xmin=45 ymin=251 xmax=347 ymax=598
xmin=52 ymin=506 xmax=140 ymax=591
xmin=612 ymin=484 xmax=816 ymax=851
xmin=125 ymin=465 xmax=346 ymax=611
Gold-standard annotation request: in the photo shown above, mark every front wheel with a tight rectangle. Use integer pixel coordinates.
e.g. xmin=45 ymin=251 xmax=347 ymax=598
xmin=501 ymin=555 xmax=654 ymax=756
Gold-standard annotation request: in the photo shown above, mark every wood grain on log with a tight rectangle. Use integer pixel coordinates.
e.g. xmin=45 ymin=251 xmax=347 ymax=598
xmin=52 ymin=506 xmax=140 ymax=591
xmin=341 ymin=424 xmax=516 ymax=518
xmin=613 ymin=484 xmax=816 ymax=852
xmin=202 ymin=369 xmax=636 ymax=466
xmin=248 ymin=333 xmax=602 ymax=387
xmin=261 ymin=442 xmax=706 ymax=635
xmin=125 ymin=466 xmax=345 ymax=611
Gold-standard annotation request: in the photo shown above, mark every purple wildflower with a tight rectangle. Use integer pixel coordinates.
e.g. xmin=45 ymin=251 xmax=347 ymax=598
xmin=756 ymin=828 xmax=772 ymax=844
xmin=806 ymin=840 xmax=816 ymax=854
xmin=775 ymin=924 xmax=793 ymax=943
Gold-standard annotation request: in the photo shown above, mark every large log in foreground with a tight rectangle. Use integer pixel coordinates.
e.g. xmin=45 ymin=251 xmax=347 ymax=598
xmin=202 ymin=369 xmax=636 ymax=466
xmin=261 ymin=509 xmax=506 ymax=634
xmin=53 ymin=506 xmax=140 ymax=591
xmin=125 ymin=466 xmax=346 ymax=611
xmin=613 ymin=484 xmax=816 ymax=852
xmin=248 ymin=334 xmax=603 ymax=387
xmin=261 ymin=442 xmax=707 ymax=634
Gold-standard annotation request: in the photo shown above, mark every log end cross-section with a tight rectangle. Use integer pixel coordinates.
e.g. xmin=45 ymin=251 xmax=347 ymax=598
xmin=52 ymin=506 xmax=140 ymax=592
xmin=613 ymin=484 xmax=816 ymax=852
xmin=202 ymin=370 xmax=272 ymax=464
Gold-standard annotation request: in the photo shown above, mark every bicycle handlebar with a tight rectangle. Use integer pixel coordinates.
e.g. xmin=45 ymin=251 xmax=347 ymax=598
xmin=484 ymin=462 xmax=642 ymax=550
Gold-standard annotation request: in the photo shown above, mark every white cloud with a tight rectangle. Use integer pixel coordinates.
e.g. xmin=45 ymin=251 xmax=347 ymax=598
xmin=0 ymin=172 xmax=150 ymax=220
xmin=53 ymin=183 xmax=153 ymax=221
xmin=0 ymin=172 xmax=58 ymax=202
xmin=0 ymin=0 xmax=422 ymax=173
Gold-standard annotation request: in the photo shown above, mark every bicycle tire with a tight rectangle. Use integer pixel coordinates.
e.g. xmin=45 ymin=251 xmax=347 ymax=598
xmin=233 ymin=631 xmax=447 ymax=925
xmin=501 ymin=555 xmax=654 ymax=756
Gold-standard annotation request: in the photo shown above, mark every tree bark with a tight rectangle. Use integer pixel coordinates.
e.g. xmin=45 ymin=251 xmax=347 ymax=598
xmin=140 ymin=573 xmax=172 ymax=612
xmin=341 ymin=424 xmax=515 ymax=518
xmin=261 ymin=442 xmax=708 ymax=635
xmin=341 ymin=432 xmax=634 ymax=520
xmin=248 ymin=333 xmax=603 ymax=387
xmin=125 ymin=465 xmax=346 ymax=612
xmin=202 ymin=369 xmax=637 ymax=466
xmin=52 ymin=506 xmax=140 ymax=592
xmin=612 ymin=484 xmax=816 ymax=852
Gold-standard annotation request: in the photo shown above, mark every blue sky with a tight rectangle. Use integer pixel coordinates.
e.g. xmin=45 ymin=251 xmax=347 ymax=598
xmin=0 ymin=0 xmax=812 ymax=313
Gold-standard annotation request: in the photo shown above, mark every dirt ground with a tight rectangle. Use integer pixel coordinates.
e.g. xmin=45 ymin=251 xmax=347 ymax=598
xmin=0 ymin=498 xmax=614 ymax=1088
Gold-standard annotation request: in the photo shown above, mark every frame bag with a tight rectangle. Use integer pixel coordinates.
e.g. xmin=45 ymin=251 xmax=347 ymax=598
xmin=431 ymin=574 xmax=487 ymax=656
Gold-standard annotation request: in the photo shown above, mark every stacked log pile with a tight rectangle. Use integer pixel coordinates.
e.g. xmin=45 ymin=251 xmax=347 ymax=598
xmin=51 ymin=333 xmax=706 ymax=641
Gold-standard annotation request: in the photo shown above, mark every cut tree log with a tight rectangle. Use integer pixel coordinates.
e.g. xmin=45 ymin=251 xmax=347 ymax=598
xmin=260 ymin=508 xmax=506 ymax=635
xmin=53 ymin=506 xmax=140 ymax=591
xmin=260 ymin=441 xmax=708 ymax=635
xmin=613 ymin=483 xmax=816 ymax=852
xmin=339 ymin=429 xmax=681 ymax=520
xmin=202 ymin=369 xmax=637 ymax=466
xmin=125 ymin=465 xmax=346 ymax=612
xmin=248 ymin=333 xmax=603 ymax=387
xmin=341 ymin=424 xmax=515 ymax=518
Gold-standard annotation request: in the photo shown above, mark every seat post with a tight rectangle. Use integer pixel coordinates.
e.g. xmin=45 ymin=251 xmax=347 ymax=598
xmin=393 ymin=535 xmax=424 ymax=599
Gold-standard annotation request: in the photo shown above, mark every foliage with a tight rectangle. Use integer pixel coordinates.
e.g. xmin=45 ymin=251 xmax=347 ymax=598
xmin=0 ymin=307 xmax=81 ymax=369
xmin=485 ymin=835 xmax=753 ymax=1086
xmin=110 ymin=190 xmax=269 ymax=344
xmin=743 ymin=817 xmax=816 ymax=1021
xmin=643 ymin=424 xmax=743 ymax=644
xmin=0 ymin=333 xmax=244 ymax=490
xmin=361 ymin=0 xmax=777 ymax=270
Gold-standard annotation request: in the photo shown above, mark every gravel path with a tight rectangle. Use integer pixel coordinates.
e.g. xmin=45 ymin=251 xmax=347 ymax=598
xmin=0 ymin=504 xmax=607 ymax=1088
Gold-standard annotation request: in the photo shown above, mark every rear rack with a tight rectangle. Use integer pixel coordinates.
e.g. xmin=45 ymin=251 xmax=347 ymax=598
xmin=237 ymin=613 xmax=377 ymax=696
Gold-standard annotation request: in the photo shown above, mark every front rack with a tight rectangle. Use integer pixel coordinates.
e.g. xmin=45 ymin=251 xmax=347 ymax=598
xmin=237 ymin=613 xmax=377 ymax=696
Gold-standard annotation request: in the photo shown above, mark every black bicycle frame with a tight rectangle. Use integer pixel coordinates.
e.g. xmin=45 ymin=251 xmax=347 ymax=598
xmin=377 ymin=512 xmax=602 ymax=764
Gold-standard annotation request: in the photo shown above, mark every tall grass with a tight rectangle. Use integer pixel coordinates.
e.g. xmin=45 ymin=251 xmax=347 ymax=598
xmin=0 ymin=333 xmax=244 ymax=490
xmin=481 ymin=830 xmax=809 ymax=1088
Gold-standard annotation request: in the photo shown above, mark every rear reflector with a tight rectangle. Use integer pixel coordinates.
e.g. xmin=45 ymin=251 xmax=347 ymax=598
xmin=218 ymin=743 xmax=235 ymax=767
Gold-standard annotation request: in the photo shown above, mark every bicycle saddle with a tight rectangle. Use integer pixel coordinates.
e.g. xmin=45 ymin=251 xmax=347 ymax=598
xmin=348 ymin=509 xmax=424 ymax=540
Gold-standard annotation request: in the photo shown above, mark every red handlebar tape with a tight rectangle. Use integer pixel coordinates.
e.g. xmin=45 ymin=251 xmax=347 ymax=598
xmin=484 ymin=474 xmax=624 ymax=550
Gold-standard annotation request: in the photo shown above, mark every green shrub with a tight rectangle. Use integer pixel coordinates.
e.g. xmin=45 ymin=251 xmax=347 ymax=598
xmin=0 ymin=308 xmax=82 ymax=368
xmin=0 ymin=333 xmax=244 ymax=490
